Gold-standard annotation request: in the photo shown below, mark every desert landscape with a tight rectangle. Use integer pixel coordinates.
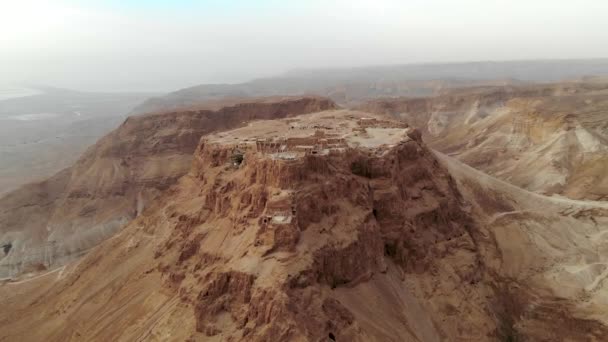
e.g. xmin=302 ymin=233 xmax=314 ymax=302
xmin=2 ymin=1 xmax=608 ymax=341
xmin=1 ymin=79 xmax=608 ymax=340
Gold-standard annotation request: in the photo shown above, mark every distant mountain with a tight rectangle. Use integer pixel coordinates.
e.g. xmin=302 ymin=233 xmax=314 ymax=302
xmin=132 ymin=59 xmax=608 ymax=114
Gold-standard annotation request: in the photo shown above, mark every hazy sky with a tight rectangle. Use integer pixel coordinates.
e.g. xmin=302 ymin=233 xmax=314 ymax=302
xmin=1 ymin=0 xmax=607 ymax=92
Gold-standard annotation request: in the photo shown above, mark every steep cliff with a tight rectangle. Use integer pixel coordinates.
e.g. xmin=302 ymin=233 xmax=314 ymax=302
xmin=2 ymin=109 xmax=607 ymax=341
xmin=0 ymin=97 xmax=337 ymax=278
xmin=0 ymin=110 xmax=499 ymax=341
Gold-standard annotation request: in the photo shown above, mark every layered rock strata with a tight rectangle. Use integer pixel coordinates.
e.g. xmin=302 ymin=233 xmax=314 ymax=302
xmin=0 ymin=97 xmax=336 ymax=278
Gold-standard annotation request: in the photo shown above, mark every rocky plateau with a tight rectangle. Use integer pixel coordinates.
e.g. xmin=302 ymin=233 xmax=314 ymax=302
xmin=1 ymin=105 xmax=608 ymax=341
xmin=0 ymin=96 xmax=336 ymax=278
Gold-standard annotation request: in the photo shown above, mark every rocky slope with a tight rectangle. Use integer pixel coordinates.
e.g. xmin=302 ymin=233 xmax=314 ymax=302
xmin=0 ymin=97 xmax=336 ymax=278
xmin=437 ymin=151 xmax=608 ymax=341
xmin=2 ymin=109 xmax=607 ymax=341
xmin=360 ymin=82 xmax=608 ymax=200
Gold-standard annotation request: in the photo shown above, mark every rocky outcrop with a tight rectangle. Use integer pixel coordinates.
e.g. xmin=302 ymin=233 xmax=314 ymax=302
xmin=2 ymin=109 xmax=607 ymax=341
xmin=0 ymin=97 xmax=337 ymax=278
xmin=114 ymin=113 xmax=495 ymax=341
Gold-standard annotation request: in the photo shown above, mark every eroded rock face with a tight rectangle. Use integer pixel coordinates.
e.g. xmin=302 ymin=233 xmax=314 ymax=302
xmin=2 ymin=110 xmax=608 ymax=341
xmin=149 ymin=114 xmax=494 ymax=341
xmin=0 ymin=97 xmax=337 ymax=278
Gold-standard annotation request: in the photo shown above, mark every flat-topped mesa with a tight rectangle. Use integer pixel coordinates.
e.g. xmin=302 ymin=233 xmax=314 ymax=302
xmin=198 ymin=110 xmax=414 ymax=163
xmin=0 ymin=96 xmax=337 ymax=279
xmin=162 ymin=110 xmax=485 ymax=340
xmin=5 ymin=93 xmax=608 ymax=341
xmin=189 ymin=110 xmax=472 ymax=264
xmin=192 ymin=112 xmax=422 ymax=204
xmin=0 ymin=109 xmax=497 ymax=341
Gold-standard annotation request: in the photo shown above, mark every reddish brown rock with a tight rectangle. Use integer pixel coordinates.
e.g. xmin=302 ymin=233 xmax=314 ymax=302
xmin=0 ymin=97 xmax=336 ymax=278
xmin=1 ymin=109 xmax=607 ymax=342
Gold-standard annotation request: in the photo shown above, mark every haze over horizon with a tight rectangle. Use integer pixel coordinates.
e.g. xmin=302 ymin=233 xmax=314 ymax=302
xmin=2 ymin=0 xmax=608 ymax=92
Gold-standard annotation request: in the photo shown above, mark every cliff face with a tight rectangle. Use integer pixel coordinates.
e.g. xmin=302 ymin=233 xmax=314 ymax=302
xmin=359 ymin=82 xmax=608 ymax=200
xmin=174 ymin=125 xmax=490 ymax=341
xmin=0 ymin=110 xmax=498 ymax=341
xmin=0 ymin=97 xmax=337 ymax=278
xmin=2 ymin=110 xmax=608 ymax=341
